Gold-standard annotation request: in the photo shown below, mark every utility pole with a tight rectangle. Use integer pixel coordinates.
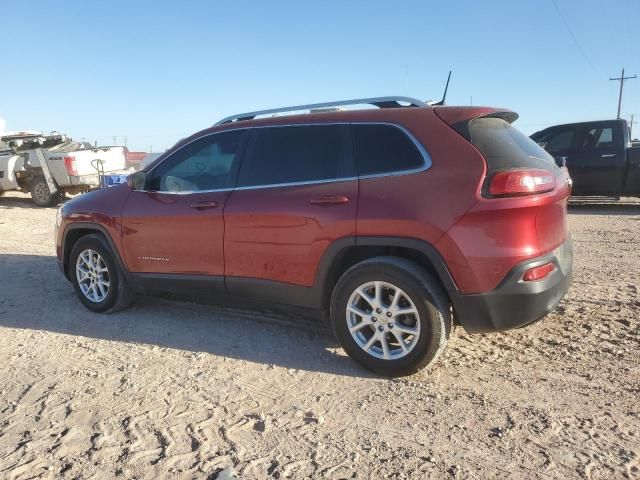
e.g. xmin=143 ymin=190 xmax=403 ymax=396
xmin=610 ymin=68 xmax=636 ymax=119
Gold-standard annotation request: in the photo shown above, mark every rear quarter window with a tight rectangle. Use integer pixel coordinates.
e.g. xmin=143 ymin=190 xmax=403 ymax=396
xmin=353 ymin=124 xmax=426 ymax=176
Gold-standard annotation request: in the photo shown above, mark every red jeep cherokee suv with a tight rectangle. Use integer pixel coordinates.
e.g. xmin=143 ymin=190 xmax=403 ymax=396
xmin=55 ymin=97 xmax=573 ymax=376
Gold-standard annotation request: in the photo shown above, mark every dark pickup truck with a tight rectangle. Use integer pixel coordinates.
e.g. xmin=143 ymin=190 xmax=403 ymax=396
xmin=531 ymin=119 xmax=640 ymax=198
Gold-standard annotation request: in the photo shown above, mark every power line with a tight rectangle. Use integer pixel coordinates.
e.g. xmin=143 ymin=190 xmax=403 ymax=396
xmin=609 ymin=68 xmax=637 ymax=119
xmin=551 ymin=0 xmax=600 ymax=76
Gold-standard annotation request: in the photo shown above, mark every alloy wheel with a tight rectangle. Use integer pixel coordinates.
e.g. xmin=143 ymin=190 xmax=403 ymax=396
xmin=34 ymin=182 xmax=50 ymax=202
xmin=76 ymin=249 xmax=110 ymax=303
xmin=346 ymin=281 xmax=421 ymax=360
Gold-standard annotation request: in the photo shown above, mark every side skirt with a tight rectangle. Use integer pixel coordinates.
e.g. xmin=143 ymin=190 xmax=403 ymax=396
xmin=225 ymin=277 xmax=322 ymax=309
xmin=128 ymin=273 xmax=226 ymax=297
xmin=127 ymin=273 xmax=322 ymax=309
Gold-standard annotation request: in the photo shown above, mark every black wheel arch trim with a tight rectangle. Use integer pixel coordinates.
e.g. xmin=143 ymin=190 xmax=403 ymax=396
xmin=62 ymin=223 xmax=128 ymax=280
xmin=276 ymin=235 xmax=459 ymax=309
xmin=61 ymin=228 xmax=459 ymax=310
xmin=352 ymin=236 xmax=457 ymax=291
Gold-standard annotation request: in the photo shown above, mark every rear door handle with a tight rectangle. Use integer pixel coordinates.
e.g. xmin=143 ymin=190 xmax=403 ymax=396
xmin=308 ymin=195 xmax=349 ymax=206
xmin=190 ymin=200 xmax=219 ymax=210
xmin=601 ymin=154 xmax=617 ymax=158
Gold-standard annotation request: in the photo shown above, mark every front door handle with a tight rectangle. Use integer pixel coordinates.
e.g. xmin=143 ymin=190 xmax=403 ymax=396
xmin=308 ymin=195 xmax=349 ymax=206
xmin=190 ymin=200 xmax=219 ymax=210
xmin=601 ymin=153 xmax=617 ymax=158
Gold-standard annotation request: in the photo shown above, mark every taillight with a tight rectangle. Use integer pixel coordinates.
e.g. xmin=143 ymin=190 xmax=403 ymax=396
xmin=489 ymin=169 xmax=556 ymax=197
xmin=64 ymin=156 xmax=77 ymax=176
xmin=523 ymin=262 xmax=556 ymax=281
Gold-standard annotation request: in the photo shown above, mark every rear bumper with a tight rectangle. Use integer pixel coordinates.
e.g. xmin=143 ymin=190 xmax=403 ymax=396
xmin=69 ymin=174 xmax=100 ymax=187
xmin=449 ymin=237 xmax=573 ymax=333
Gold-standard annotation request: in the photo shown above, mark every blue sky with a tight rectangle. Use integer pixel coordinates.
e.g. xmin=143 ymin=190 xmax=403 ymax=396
xmin=1 ymin=0 xmax=638 ymax=150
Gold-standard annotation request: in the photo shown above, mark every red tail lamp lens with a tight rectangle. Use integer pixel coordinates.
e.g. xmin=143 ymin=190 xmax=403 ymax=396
xmin=489 ymin=169 xmax=556 ymax=197
xmin=64 ymin=156 xmax=78 ymax=176
xmin=523 ymin=262 xmax=556 ymax=281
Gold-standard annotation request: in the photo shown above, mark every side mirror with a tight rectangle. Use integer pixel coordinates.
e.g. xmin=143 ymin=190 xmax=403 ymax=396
xmin=537 ymin=141 xmax=547 ymax=149
xmin=127 ymin=171 xmax=147 ymax=191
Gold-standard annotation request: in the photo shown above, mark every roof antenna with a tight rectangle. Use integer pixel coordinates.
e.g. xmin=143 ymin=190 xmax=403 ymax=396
xmin=431 ymin=70 xmax=452 ymax=106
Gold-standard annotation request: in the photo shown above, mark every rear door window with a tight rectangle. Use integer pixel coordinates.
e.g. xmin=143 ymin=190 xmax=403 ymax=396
xmin=353 ymin=124 xmax=426 ymax=176
xmin=583 ymin=127 xmax=613 ymax=149
xmin=597 ymin=128 xmax=613 ymax=147
xmin=237 ymin=125 xmax=353 ymax=187
xmin=577 ymin=124 xmax=620 ymax=152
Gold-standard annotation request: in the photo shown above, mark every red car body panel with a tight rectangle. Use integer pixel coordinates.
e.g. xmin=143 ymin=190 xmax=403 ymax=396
xmin=56 ymin=184 xmax=131 ymax=267
xmin=435 ymin=182 xmax=571 ymax=293
xmin=121 ymin=190 xmax=231 ymax=275
xmin=223 ymin=180 xmax=358 ymax=286
xmin=356 ymin=109 xmax=485 ymax=254
xmin=429 ymin=106 xmax=570 ymax=293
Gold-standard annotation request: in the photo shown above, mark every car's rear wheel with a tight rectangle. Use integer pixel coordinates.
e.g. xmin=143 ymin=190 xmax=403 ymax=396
xmin=70 ymin=234 xmax=135 ymax=313
xmin=330 ymin=257 xmax=451 ymax=376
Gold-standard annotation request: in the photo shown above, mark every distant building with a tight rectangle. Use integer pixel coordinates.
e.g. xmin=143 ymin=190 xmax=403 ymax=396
xmin=125 ymin=149 xmax=147 ymax=162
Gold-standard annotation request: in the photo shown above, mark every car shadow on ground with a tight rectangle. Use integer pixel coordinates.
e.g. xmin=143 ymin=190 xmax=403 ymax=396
xmin=0 ymin=253 xmax=368 ymax=378
xmin=0 ymin=193 xmax=76 ymax=210
xmin=568 ymin=201 xmax=640 ymax=216
xmin=0 ymin=195 xmax=43 ymax=209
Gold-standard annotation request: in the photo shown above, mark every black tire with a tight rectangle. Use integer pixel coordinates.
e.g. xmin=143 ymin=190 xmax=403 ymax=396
xmin=29 ymin=176 xmax=57 ymax=207
xmin=53 ymin=190 xmax=67 ymax=204
xmin=330 ymin=257 xmax=451 ymax=376
xmin=69 ymin=234 xmax=135 ymax=313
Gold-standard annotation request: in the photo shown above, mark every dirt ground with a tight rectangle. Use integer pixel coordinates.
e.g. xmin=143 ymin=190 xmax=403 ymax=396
xmin=0 ymin=191 xmax=638 ymax=480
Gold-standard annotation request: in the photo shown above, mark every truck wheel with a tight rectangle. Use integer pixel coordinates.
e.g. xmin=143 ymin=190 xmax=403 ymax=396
xmin=69 ymin=234 xmax=135 ymax=313
xmin=54 ymin=190 xmax=67 ymax=203
xmin=30 ymin=176 xmax=57 ymax=207
xmin=330 ymin=257 xmax=452 ymax=377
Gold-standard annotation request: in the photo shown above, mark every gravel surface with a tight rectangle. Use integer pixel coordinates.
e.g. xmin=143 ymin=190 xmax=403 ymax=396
xmin=0 ymin=192 xmax=638 ymax=479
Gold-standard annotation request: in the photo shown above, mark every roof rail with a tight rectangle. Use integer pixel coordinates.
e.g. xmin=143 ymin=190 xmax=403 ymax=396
xmin=214 ymin=96 xmax=427 ymax=126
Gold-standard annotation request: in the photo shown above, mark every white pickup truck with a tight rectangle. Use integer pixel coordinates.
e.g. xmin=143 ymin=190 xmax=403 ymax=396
xmin=0 ymin=131 xmax=129 ymax=206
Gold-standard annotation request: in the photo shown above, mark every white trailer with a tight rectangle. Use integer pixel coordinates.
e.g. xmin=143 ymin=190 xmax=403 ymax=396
xmin=0 ymin=131 xmax=129 ymax=206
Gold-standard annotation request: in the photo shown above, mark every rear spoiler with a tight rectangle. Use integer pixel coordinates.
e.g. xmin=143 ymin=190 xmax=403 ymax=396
xmin=434 ymin=107 xmax=519 ymax=141
xmin=434 ymin=107 xmax=518 ymax=125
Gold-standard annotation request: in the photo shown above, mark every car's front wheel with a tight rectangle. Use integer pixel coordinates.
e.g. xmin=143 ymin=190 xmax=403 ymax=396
xmin=69 ymin=234 xmax=135 ymax=313
xmin=330 ymin=257 xmax=451 ymax=376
